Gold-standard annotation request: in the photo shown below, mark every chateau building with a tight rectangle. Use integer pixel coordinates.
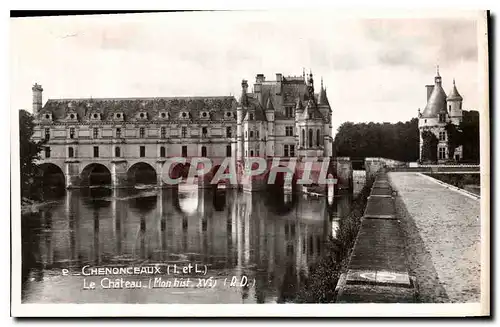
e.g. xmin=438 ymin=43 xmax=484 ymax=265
xmin=31 ymin=71 xmax=333 ymax=188
xmin=418 ymin=67 xmax=464 ymax=163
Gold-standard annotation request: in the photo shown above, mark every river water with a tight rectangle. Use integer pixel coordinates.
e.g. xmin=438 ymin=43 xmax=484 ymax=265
xmin=21 ymin=172 xmax=366 ymax=304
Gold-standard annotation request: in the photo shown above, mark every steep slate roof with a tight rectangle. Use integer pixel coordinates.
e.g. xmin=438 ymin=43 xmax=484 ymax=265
xmin=421 ymin=84 xmax=447 ymax=118
xmin=39 ymin=96 xmax=238 ymax=122
xmin=447 ymin=79 xmax=463 ymax=101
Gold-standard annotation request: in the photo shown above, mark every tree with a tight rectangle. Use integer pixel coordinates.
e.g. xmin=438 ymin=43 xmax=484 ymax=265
xmin=333 ymin=118 xmax=419 ymax=162
xmin=445 ymin=122 xmax=461 ymax=160
xmin=421 ymin=130 xmax=438 ymax=163
xmin=19 ymin=110 xmax=44 ymax=200
xmin=460 ymin=111 xmax=480 ymax=162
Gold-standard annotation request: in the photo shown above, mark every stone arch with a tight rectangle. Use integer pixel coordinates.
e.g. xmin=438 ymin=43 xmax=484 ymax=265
xmin=127 ymin=162 xmax=157 ymax=186
xmin=37 ymin=163 xmax=65 ymax=189
xmin=264 ymin=165 xmax=298 ymax=215
xmin=81 ymin=163 xmax=112 ymax=187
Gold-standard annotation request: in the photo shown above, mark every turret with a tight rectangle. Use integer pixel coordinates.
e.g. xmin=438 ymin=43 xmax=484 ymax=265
xmin=265 ymin=96 xmax=275 ymax=122
xmin=32 ymin=83 xmax=43 ymax=114
xmin=447 ymin=78 xmax=463 ymax=120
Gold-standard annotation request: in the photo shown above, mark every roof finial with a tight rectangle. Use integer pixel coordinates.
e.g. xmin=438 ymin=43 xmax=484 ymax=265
xmin=436 ymin=64 xmax=440 ymax=77
xmin=321 ymin=76 xmax=324 ymax=89
xmin=453 ymin=78 xmax=456 ymax=85
xmin=302 ymin=67 xmax=305 ymax=79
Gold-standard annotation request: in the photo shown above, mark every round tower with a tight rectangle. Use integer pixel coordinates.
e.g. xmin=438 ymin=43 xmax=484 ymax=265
xmin=447 ymin=78 xmax=463 ymax=124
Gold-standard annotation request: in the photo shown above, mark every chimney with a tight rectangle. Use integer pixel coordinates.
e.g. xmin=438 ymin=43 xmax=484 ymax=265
xmin=276 ymin=73 xmax=282 ymax=95
xmin=254 ymin=74 xmax=264 ymax=94
xmin=32 ymin=83 xmax=43 ymax=114
xmin=425 ymin=85 xmax=434 ymax=102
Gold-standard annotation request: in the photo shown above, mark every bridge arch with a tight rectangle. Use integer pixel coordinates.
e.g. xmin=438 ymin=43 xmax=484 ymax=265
xmin=81 ymin=163 xmax=111 ymax=187
xmin=37 ymin=163 xmax=65 ymax=189
xmin=127 ymin=162 xmax=157 ymax=186
xmin=264 ymin=165 xmax=298 ymax=215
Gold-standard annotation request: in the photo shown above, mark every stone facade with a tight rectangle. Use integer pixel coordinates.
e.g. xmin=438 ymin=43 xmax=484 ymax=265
xmin=418 ymin=68 xmax=464 ymax=163
xmin=31 ymin=71 xmax=333 ymax=189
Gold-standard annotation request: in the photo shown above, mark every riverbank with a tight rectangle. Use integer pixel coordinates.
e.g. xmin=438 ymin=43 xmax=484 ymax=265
xmin=292 ymin=180 xmax=373 ymax=303
xmin=423 ymin=173 xmax=480 ymax=197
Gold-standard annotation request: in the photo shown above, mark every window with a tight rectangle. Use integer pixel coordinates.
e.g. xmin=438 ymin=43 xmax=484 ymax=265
xmin=93 ymin=146 xmax=99 ymax=158
xmin=69 ymin=127 xmax=75 ymax=139
xmin=285 ymin=126 xmax=293 ymax=136
xmin=256 ymin=147 xmax=259 ymax=156
xmin=290 ymin=144 xmax=295 ymax=157
xmin=439 ymin=113 xmax=446 ymax=123
xmin=249 ymin=113 xmax=254 ymax=120
xmin=438 ymin=147 xmax=446 ymax=160
xmin=202 ymin=127 xmax=208 ymax=137
xmin=139 ymin=127 xmax=145 ymax=138
xmin=182 ymin=145 xmax=188 ymax=157
xmin=245 ymin=131 xmax=248 ymax=139
xmin=256 ymin=130 xmax=259 ymax=139
xmin=285 ymin=107 xmax=294 ymax=118
xmin=449 ymin=105 xmax=451 ymax=110
xmin=140 ymin=146 xmax=145 ymax=158
xmin=115 ymin=147 xmax=121 ymax=157
xmin=439 ymin=131 xmax=446 ymax=141
xmin=226 ymin=127 xmax=232 ymax=138
xmin=160 ymin=146 xmax=166 ymax=158
xmin=181 ymin=127 xmax=187 ymax=138
xmin=308 ymin=129 xmax=313 ymax=148
xmin=44 ymin=147 xmax=51 ymax=158
xmin=68 ymin=147 xmax=74 ymax=158
xmin=250 ymin=131 xmax=254 ymax=138
xmin=201 ymin=146 xmax=207 ymax=157
xmin=226 ymin=145 xmax=231 ymax=157
xmin=160 ymin=127 xmax=166 ymax=139
xmin=250 ymin=150 xmax=254 ymax=156
xmin=316 ymin=129 xmax=321 ymax=147
xmin=44 ymin=128 xmax=50 ymax=141
xmin=301 ymin=129 xmax=305 ymax=147
xmin=93 ymin=128 xmax=99 ymax=139
xmin=284 ymin=144 xmax=289 ymax=157
xmin=116 ymin=128 xmax=121 ymax=138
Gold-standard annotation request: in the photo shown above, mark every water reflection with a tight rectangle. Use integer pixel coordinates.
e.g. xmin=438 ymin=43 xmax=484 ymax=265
xmin=21 ymin=172 xmax=366 ymax=304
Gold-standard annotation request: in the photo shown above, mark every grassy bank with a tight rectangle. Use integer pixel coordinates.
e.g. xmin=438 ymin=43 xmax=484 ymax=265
xmin=293 ymin=180 xmax=373 ymax=303
xmin=424 ymin=173 xmax=480 ymax=196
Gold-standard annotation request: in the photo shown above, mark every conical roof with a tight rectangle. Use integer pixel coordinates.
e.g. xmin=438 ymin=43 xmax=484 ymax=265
xmin=318 ymin=86 xmax=329 ymax=106
xmin=447 ymin=79 xmax=463 ymax=101
xmin=295 ymin=98 xmax=303 ymax=111
xmin=266 ymin=96 xmax=274 ymax=110
xmin=421 ymin=84 xmax=447 ymax=118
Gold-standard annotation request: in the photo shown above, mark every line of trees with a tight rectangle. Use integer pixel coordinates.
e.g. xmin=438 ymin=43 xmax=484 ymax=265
xmin=19 ymin=109 xmax=45 ymax=201
xmin=333 ymin=118 xmax=420 ymax=162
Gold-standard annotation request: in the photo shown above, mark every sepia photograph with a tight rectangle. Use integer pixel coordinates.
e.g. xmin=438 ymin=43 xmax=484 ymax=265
xmin=10 ymin=9 xmax=490 ymax=317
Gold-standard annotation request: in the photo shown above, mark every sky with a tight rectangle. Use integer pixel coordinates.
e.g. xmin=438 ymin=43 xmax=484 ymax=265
xmin=10 ymin=11 xmax=483 ymax=136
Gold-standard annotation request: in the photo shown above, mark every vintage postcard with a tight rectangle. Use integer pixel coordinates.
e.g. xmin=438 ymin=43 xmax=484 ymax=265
xmin=10 ymin=10 xmax=490 ymax=317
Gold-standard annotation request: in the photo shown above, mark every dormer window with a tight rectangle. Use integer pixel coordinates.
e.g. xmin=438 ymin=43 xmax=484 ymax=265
xmin=180 ymin=112 xmax=189 ymax=119
xmin=249 ymin=113 xmax=254 ymax=120
xmin=66 ymin=112 xmax=78 ymax=121
xmin=42 ymin=113 xmax=53 ymax=121
xmin=439 ymin=113 xmax=446 ymax=123
xmin=114 ymin=112 xmax=124 ymax=121
xmin=137 ymin=111 xmax=148 ymax=120
xmin=159 ymin=112 xmax=169 ymax=119
xmin=200 ymin=111 xmax=209 ymax=119
xmin=225 ymin=112 xmax=232 ymax=118
xmin=90 ymin=112 xmax=101 ymax=121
